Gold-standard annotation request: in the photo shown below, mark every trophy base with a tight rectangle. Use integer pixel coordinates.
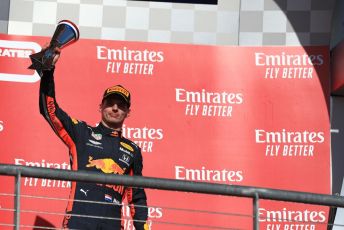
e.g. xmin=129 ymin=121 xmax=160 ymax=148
xmin=28 ymin=50 xmax=54 ymax=77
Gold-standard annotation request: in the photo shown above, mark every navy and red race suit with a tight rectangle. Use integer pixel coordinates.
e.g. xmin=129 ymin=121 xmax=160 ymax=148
xmin=39 ymin=69 xmax=148 ymax=230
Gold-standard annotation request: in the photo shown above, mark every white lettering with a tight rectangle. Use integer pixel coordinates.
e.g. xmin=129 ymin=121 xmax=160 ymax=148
xmin=15 ymin=158 xmax=71 ymax=188
xmin=122 ymin=124 xmax=164 ymax=140
xmin=255 ymin=52 xmax=324 ymax=66
xmin=201 ymin=105 xmax=232 ymax=117
xmin=176 ymin=88 xmax=243 ymax=104
xmin=106 ymin=61 xmax=121 ymax=73
xmin=96 ymin=46 xmax=107 ymax=60
xmin=255 ymin=129 xmax=325 ymax=144
xmin=0 ymin=48 xmax=32 ymax=58
xmin=282 ymin=145 xmax=314 ymax=157
xmin=281 ymin=67 xmax=313 ymax=79
xmin=122 ymin=62 xmax=153 ymax=75
xmin=185 ymin=104 xmax=200 ymax=116
xmin=175 ymin=166 xmax=243 ymax=183
xmin=267 ymin=224 xmax=281 ymax=230
xmin=96 ymin=45 xmax=164 ymax=62
xmin=284 ymin=224 xmax=315 ymax=230
xmin=14 ymin=158 xmax=70 ymax=170
xmin=259 ymin=208 xmax=326 ymax=223
xmin=134 ymin=141 xmax=153 ymax=153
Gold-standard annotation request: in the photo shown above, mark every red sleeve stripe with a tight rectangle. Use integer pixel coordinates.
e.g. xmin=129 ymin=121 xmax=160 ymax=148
xmin=45 ymin=96 xmax=78 ymax=214
xmin=127 ymin=169 xmax=136 ymax=217
xmin=45 ymin=96 xmax=78 ymax=169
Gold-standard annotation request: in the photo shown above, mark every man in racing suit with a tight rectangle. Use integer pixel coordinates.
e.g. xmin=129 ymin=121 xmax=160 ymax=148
xmin=39 ymin=48 xmax=149 ymax=229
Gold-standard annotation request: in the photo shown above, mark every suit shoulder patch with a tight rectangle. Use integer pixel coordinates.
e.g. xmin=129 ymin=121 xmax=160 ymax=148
xmin=120 ymin=141 xmax=134 ymax=152
xmin=72 ymin=118 xmax=80 ymax=125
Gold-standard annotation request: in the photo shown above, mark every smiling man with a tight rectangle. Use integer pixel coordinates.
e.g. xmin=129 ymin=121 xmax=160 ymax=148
xmin=39 ymin=47 xmax=149 ymax=230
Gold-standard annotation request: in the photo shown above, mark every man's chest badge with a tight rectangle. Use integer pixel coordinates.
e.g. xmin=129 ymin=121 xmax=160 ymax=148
xmin=119 ymin=154 xmax=131 ymax=166
xmin=91 ymin=132 xmax=102 ymax=140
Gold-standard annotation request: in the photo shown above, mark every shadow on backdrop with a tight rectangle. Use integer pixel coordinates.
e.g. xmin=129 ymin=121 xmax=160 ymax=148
xmin=273 ymin=0 xmax=343 ymax=228
xmin=274 ymin=0 xmax=336 ymax=115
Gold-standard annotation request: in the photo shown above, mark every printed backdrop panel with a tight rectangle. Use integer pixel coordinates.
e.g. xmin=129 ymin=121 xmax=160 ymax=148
xmin=0 ymin=34 xmax=330 ymax=229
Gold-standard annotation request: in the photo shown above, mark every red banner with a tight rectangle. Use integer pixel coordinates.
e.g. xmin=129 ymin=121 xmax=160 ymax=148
xmin=0 ymin=34 xmax=330 ymax=229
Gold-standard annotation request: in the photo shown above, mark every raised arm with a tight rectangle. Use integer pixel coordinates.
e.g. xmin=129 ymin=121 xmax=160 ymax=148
xmin=38 ymin=47 xmax=80 ymax=148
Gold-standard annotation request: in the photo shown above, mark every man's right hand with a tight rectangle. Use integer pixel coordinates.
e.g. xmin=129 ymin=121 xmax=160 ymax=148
xmin=42 ymin=43 xmax=61 ymax=66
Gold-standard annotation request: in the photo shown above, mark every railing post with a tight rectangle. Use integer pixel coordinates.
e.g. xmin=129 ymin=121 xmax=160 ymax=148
xmin=14 ymin=170 xmax=21 ymax=230
xmin=253 ymin=193 xmax=259 ymax=230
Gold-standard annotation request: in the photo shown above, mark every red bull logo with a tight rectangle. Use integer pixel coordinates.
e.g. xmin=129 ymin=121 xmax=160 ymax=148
xmin=86 ymin=156 xmax=125 ymax=174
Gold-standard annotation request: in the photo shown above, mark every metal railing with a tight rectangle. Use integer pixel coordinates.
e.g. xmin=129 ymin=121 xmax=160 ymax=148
xmin=0 ymin=163 xmax=344 ymax=229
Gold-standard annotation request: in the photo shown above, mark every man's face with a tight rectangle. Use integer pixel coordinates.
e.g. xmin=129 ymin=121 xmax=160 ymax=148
xmin=100 ymin=94 xmax=130 ymax=129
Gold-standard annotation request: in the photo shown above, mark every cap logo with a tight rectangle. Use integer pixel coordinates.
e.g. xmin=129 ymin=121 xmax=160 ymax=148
xmin=106 ymin=86 xmax=129 ymax=97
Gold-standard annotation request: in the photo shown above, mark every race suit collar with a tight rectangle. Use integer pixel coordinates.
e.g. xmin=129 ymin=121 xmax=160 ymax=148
xmin=97 ymin=122 xmax=122 ymax=137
